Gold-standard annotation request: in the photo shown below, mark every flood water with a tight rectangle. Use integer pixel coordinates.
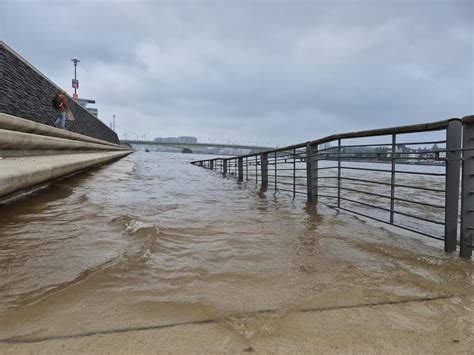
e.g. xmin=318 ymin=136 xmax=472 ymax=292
xmin=0 ymin=151 xmax=473 ymax=347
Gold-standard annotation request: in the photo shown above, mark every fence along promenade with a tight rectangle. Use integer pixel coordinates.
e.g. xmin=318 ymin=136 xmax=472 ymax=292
xmin=191 ymin=116 xmax=474 ymax=258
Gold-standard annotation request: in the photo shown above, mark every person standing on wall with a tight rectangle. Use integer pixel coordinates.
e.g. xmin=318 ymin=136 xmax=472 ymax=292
xmin=51 ymin=90 xmax=73 ymax=129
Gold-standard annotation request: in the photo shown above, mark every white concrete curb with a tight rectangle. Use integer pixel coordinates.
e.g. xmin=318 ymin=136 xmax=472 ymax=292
xmin=0 ymin=151 xmax=131 ymax=199
xmin=0 ymin=113 xmax=126 ymax=149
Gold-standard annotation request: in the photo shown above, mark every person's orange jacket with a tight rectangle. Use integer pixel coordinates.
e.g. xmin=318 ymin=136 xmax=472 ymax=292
xmin=58 ymin=94 xmax=69 ymax=112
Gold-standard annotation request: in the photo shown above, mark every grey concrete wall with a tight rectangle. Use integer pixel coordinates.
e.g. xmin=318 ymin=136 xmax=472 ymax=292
xmin=0 ymin=42 xmax=119 ymax=144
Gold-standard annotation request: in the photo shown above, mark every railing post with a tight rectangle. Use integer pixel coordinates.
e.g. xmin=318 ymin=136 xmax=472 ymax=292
xmin=261 ymin=152 xmax=268 ymax=188
xmin=461 ymin=116 xmax=473 ymax=257
xmin=390 ymin=134 xmax=396 ymax=224
xmin=246 ymin=157 xmax=248 ymax=180
xmin=293 ymin=148 xmax=296 ymax=198
xmin=274 ymin=152 xmax=277 ymax=191
xmin=223 ymin=159 xmax=228 ymax=176
xmin=210 ymin=160 xmax=214 ymax=170
xmin=255 ymin=156 xmax=258 ymax=183
xmin=444 ymin=119 xmax=462 ymax=253
xmin=306 ymin=142 xmax=318 ymax=203
xmin=238 ymin=157 xmax=243 ymax=181
xmin=337 ymin=138 xmax=341 ymax=208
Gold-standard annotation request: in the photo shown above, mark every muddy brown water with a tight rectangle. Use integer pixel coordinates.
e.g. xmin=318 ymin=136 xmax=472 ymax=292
xmin=0 ymin=152 xmax=472 ymax=347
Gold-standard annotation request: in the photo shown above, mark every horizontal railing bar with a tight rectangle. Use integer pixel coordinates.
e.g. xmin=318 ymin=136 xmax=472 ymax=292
xmin=274 ymin=184 xmax=307 ymax=188
xmin=340 ymin=177 xmax=392 ymax=186
xmin=339 ymin=186 xmax=391 ymax=199
xmin=318 ymin=150 xmax=448 ymax=156
xmin=276 ymin=188 xmax=306 ymax=195
xmin=268 ymin=168 xmax=307 ymax=171
xmin=339 ymin=166 xmax=445 ymax=176
xmin=341 ymin=177 xmax=446 ymax=192
xmin=311 ymin=147 xmax=474 ymax=159
xmin=391 ymin=182 xmax=446 ymax=193
xmin=236 ymin=144 xmax=307 ymax=159
xmin=393 ymin=197 xmax=445 ymax=209
xmin=337 ymin=207 xmax=445 ymax=241
xmin=271 ymin=158 xmax=307 ymax=163
xmin=275 ymin=188 xmax=293 ymax=193
xmin=268 ymin=161 xmax=302 ymax=165
xmin=340 ymin=196 xmax=391 ymax=213
xmin=395 ymin=140 xmax=447 ymax=146
xmin=341 ymin=196 xmax=444 ymax=225
xmin=315 ymin=156 xmax=446 ymax=163
xmin=319 ymin=140 xmax=447 ymax=151
xmin=276 ymin=175 xmax=307 ymax=178
xmin=315 ymin=194 xmax=338 ymax=199
xmin=315 ymin=166 xmax=339 ymax=170
xmin=393 ymin=210 xmax=444 ymax=225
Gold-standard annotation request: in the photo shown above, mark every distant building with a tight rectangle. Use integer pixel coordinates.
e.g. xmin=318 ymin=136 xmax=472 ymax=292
xmin=77 ymin=98 xmax=99 ymax=118
xmin=154 ymin=136 xmax=198 ymax=144
xmin=86 ymin=107 xmax=98 ymax=117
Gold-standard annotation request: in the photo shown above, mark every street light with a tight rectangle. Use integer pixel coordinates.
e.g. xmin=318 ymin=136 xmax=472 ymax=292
xmin=71 ymin=58 xmax=80 ymax=101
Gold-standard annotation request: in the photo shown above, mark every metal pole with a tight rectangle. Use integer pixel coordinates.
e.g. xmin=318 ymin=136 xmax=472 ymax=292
xmin=210 ymin=160 xmax=214 ymax=170
xmin=444 ymin=119 xmax=462 ymax=253
xmin=261 ymin=152 xmax=268 ymax=188
xmin=223 ymin=159 xmax=227 ymax=176
xmin=337 ymin=139 xmax=341 ymax=208
xmin=306 ymin=142 xmax=318 ymax=203
xmin=293 ymin=148 xmax=296 ymax=198
xmin=238 ymin=157 xmax=243 ymax=181
xmin=71 ymin=58 xmax=80 ymax=98
xmin=460 ymin=117 xmax=473 ymax=257
xmin=246 ymin=157 xmax=248 ymax=181
xmin=74 ymin=63 xmax=77 ymax=96
xmin=255 ymin=156 xmax=258 ymax=183
xmin=390 ymin=134 xmax=396 ymax=224
xmin=274 ymin=151 xmax=277 ymax=192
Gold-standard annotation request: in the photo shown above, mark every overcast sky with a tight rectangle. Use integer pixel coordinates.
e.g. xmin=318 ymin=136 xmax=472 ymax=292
xmin=1 ymin=0 xmax=472 ymax=146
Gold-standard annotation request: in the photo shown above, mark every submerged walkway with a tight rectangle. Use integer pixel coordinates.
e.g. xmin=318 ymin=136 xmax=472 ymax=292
xmin=1 ymin=294 xmax=472 ymax=353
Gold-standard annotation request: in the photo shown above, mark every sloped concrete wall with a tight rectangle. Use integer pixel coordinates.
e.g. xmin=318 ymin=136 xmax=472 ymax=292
xmin=0 ymin=113 xmax=131 ymax=202
xmin=0 ymin=41 xmax=119 ymax=144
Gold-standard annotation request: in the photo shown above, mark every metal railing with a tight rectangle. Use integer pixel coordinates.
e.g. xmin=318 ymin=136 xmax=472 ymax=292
xmin=192 ymin=116 xmax=474 ymax=258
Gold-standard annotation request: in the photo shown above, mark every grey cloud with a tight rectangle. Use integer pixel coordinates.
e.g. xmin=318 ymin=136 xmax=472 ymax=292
xmin=1 ymin=0 xmax=472 ymax=146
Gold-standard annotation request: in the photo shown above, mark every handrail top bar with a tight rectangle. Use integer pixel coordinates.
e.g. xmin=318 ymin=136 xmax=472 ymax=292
xmin=244 ymin=117 xmax=460 ymax=158
xmin=308 ymin=117 xmax=460 ymax=146
xmin=190 ymin=117 xmax=461 ymax=163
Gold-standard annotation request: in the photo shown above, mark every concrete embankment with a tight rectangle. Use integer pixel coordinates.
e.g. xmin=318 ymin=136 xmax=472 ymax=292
xmin=0 ymin=113 xmax=132 ymax=202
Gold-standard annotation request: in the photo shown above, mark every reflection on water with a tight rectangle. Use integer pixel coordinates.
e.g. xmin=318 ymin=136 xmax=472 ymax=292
xmin=0 ymin=152 xmax=472 ymax=344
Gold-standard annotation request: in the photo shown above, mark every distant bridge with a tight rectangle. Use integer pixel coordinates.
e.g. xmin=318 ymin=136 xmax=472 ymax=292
xmin=120 ymin=140 xmax=273 ymax=154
